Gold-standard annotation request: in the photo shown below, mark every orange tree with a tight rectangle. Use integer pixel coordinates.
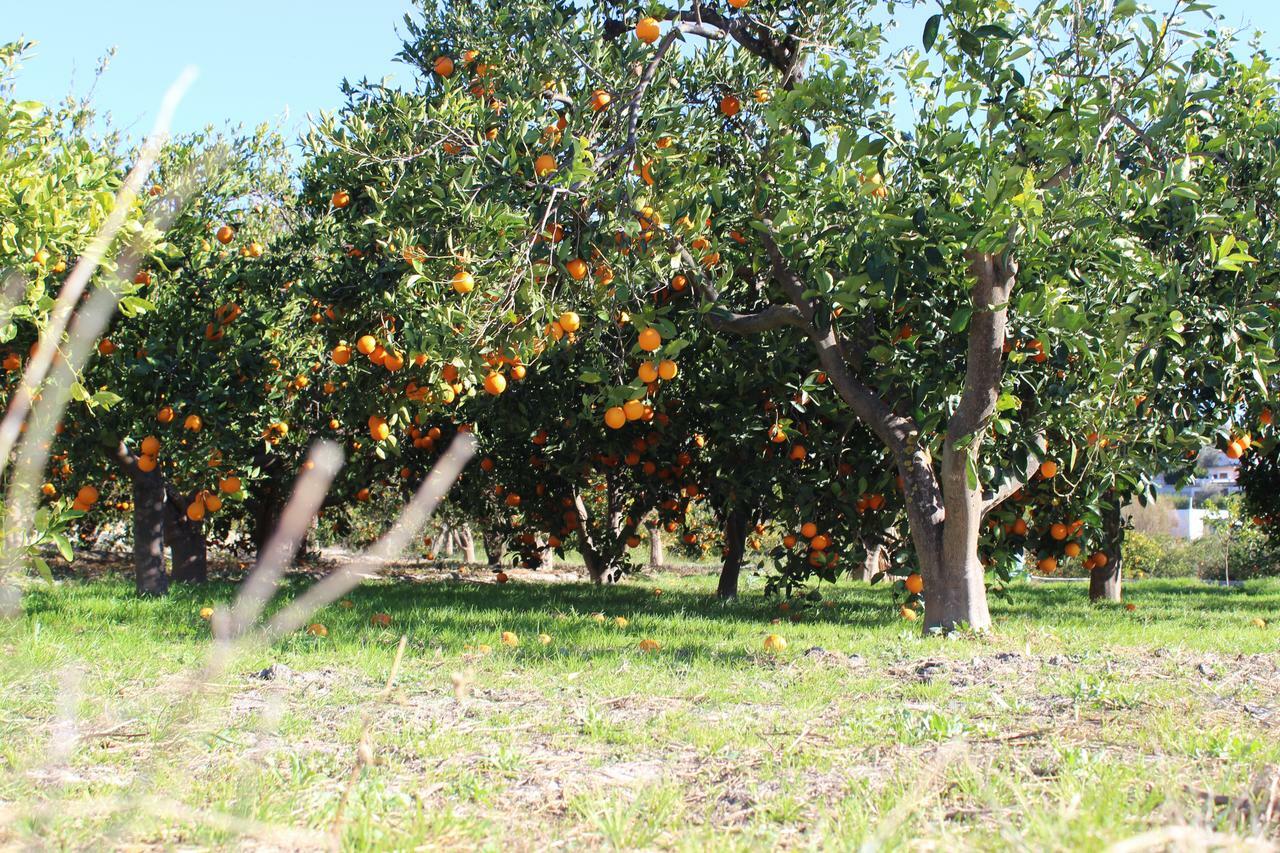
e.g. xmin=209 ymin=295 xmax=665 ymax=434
xmin=56 ymin=126 xmax=307 ymax=594
xmin=0 ymin=41 xmax=153 ymax=581
xmin=289 ymin=1 xmax=1280 ymax=631
xmin=579 ymin=0 xmax=1280 ymax=630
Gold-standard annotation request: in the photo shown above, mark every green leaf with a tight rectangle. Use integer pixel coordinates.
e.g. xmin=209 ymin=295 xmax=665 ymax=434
xmin=31 ymin=556 xmax=53 ymax=583
xmin=949 ymin=307 xmax=973 ymax=332
xmin=51 ymin=532 xmax=74 ymax=562
xmin=923 ymin=14 xmax=942 ymax=51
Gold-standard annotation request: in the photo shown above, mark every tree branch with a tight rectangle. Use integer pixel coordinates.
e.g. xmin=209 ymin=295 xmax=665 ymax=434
xmin=982 ymin=448 xmax=1043 ymax=516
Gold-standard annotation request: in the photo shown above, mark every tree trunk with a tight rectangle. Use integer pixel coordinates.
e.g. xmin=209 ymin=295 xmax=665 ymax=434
xmin=1091 ymin=493 xmax=1124 ymax=602
xmin=482 ymin=529 xmax=506 ymax=566
xmin=132 ymin=472 xmax=168 ymax=597
xmin=582 ymin=545 xmax=611 ymax=583
xmin=441 ymin=525 xmax=456 ymax=557
xmin=860 ymin=539 xmax=883 ymax=582
xmin=647 ymin=521 xmax=664 ymax=567
xmin=925 ymin=450 xmax=993 ymax=632
xmin=166 ymin=496 xmax=207 ymax=584
xmin=538 ymin=543 xmax=554 ymax=571
xmin=717 ymin=507 xmax=749 ymax=598
xmin=459 ymin=525 xmax=476 ymax=563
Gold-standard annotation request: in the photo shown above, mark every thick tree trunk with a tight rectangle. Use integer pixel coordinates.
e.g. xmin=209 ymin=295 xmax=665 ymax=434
xmin=132 ymin=473 xmax=168 ymax=597
xmin=165 ymin=496 xmax=207 ymax=584
xmin=647 ymin=521 xmax=664 ymax=567
xmin=717 ymin=507 xmax=749 ymax=598
xmin=482 ymin=529 xmax=506 ymax=566
xmin=441 ymin=525 xmax=456 ymax=557
xmin=1091 ymin=493 xmax=1124 ymax=602
xmin=459 ymin=525 xmax=476 ymax=563
xmin=582 ymin=546 xmax=613 ymax=583
xmin=926 ymin=448 xmax=992 ymax=632
xmin=860 ymin=539 xmax=883 ymax=582
xmin=247 ymin=469 xmax=284 ymax=554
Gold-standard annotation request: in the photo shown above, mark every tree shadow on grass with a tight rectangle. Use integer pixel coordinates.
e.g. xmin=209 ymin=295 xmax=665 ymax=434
xmin=15 ymin=574 xmax=1280 ymax=657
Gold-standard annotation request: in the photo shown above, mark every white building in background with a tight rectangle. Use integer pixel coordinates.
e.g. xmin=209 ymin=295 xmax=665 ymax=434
xmin=1170 ymin=506 xmax=1230 ymax=540
xmin=1197 ymin=449 xmax=1242 ymax=489
xmin=1143 ymin=448 xmax=1239 ymax=540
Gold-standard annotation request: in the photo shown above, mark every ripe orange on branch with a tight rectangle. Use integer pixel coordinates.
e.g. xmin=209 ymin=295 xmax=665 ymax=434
xmin=451 ymin=271 xmax=475 ymax=294
xmin=635 ymin=16 xmax=660 ymax=44
xmin=637 ymin=327 xmax=662 ymax=352
xmin=484 ymin=372 xmax=507 ymax=395
xmin=534 ymin=154 xmax=557 ymax=177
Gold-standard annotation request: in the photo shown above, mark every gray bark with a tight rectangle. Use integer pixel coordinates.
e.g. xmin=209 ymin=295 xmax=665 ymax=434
xmin=647 ymin=521 xmax=664 ymax=567
xmin=1091 ymin=493 xmax=1124 ymax=602
xmin=165 ymin=494 xmax=207 ymax=584
xmin=717 ymin=507 xmax=749 ymax=598
xmin=132 ymin=473 xmax=168 ymax=596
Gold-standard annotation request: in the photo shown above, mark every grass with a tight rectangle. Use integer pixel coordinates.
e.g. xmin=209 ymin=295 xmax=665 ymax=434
xmin=2 ymin=566 xmax=1280 ymax=850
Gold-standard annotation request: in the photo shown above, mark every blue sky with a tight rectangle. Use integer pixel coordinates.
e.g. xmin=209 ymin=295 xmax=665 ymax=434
xmin=7 ymin=1 xmax=1280 ymax=146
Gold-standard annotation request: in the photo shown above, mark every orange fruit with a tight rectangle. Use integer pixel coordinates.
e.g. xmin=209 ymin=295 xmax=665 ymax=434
xmin=484 ymin=372 xmax=507 ymax=395
xmin=1064 ymin=541 xmax=1082 ymax=558
xmin=729 ymin=0 xmax=749 ymax=7
xmin=186 ymin=500 xmax=206 ymax=522
xmin=1225 ymin=441 xmax=1244 ymax=459
xmin=1037 ymin=556 xmax=1058 ymax=573
xmin=331 ymin=190 xmax=351 ymax=208
xmin=451 ymin=270 xmax=475 ymax=294
xmin=355 ymin=488 xmax=371 ymax=502
xmin=638 ymin=361 xmax=659 ymax=383
xmin=789 ymin=444 xmax=807 ymax=461
xmin=136 ymin=455 xmax=157 ymax=473
xmin=433 ymin=56 xmax=454 ymax=77
xmin=203 ymin=493 xmax=222 ymax=512
xmin=183 ymin=414 xmax=202 ymax=432
xmin=97 ymin=339 xmax=117 ymax=356
xmin=356 ymin=335 xmax=378 ymax=355
xmin=638 ymin=327 xmax=662 ymax=352
xmin=719 ymin=95 xmax=741 ymax=117
xmin=635 ymin=16 xmax=660 ymax=43
xmin=558 ymin=311 xmax=581 ymax=332
xmin=368 ymin=415 xmax=390 ymax=441
xmin=332 ymin=343 xmax=352 ymax=365
xmin=215 ymin=225 xmax=234 ymax=244
xmin=590 ymin=89 xmax=612 ymax=112
xmin=763 ymin=634 xmax=787 ymax=652
xmin=534 ymin=154 xmax=557 ymax=177
xmin=604 ymin=407 xmax=626 ymax=429
xmin=623 ymin=399 xmax=645 ymax=421
xmin=1039 ymin=460 xmax=1059 ymax=479
xmin=140 ymin=435 xmax=161 ymax=456
xmin=156 ymin=406 xmax=175 ymax=425
xmin=1049 ymin=522 xmax=1068 ymax=541
xmin=800 ymin=522 xmax=818 ymax=539
xmin=904 ymin=573 xmax=924 ymax=595
xmin=810 ymin=534 xmax=830 ymax=551
xmin=565 ymin=258 xmax=588 ymax=281
xmin=1091 ymin=552 xmax=1108 ymax=568
xmin=657 ymin=359 xmax=677 ymax=380
xmin=219 ymin=476 xmax=241 ymax=494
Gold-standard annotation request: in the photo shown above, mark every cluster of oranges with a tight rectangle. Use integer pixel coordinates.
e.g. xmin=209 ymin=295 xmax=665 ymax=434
xmin=782 ymin=521 xmax=841 ymax=569
xmin=204 ymin=300 xmax=242 ymax=342
xmin=603 ymin=327 xmax=669 ymax=429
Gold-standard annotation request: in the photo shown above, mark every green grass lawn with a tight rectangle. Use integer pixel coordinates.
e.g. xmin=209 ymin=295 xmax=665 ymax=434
xmin=2 ymin=569 xmax=1280 ymax=850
